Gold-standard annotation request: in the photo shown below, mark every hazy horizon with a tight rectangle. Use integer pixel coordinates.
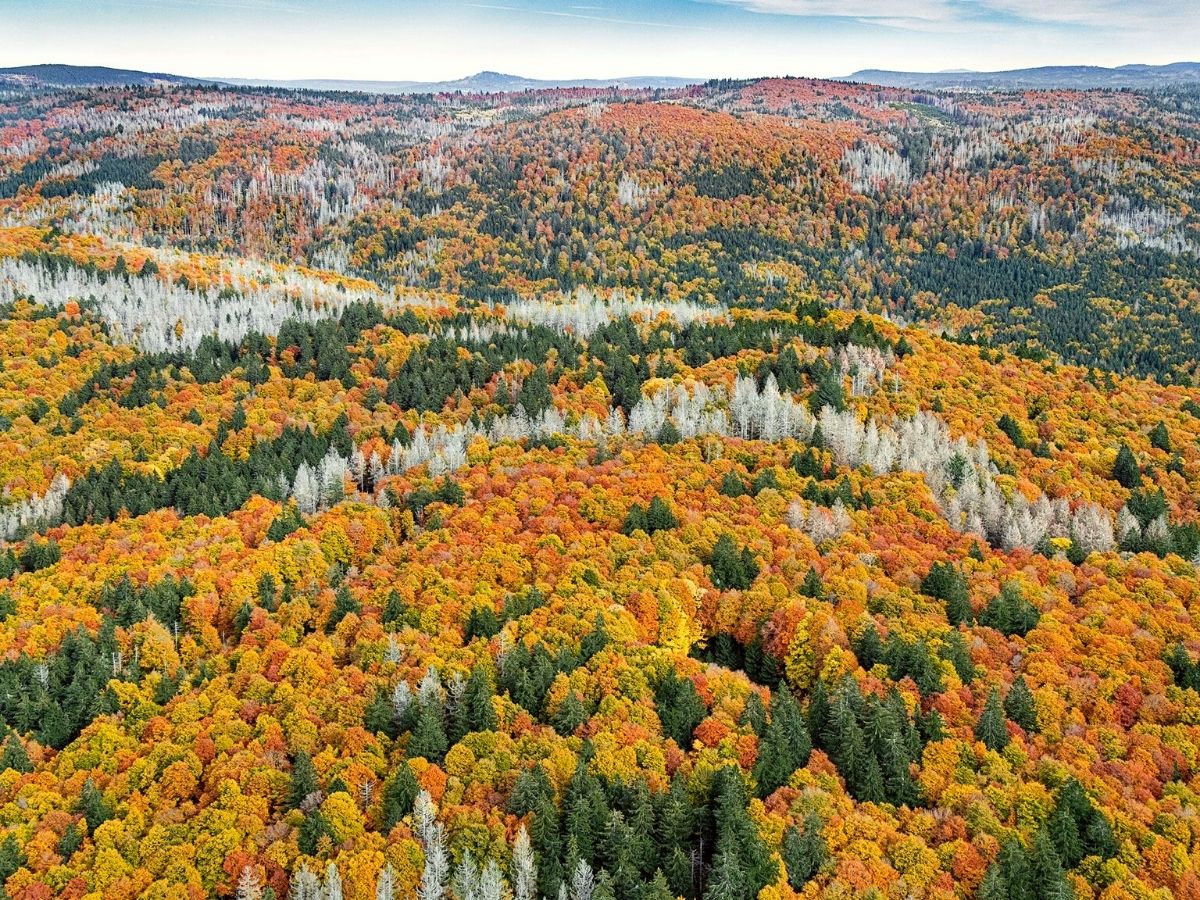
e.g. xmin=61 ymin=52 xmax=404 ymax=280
xmin=3 ymin=0 xmax=1198 ymax=84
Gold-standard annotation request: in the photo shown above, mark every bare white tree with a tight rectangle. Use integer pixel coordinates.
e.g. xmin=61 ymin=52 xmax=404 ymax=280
xmin=375 ymin=864 xmax=397 ymax=900
xmin=453 ymin=851 xmax=480 ymax=900
xmin=290 ymin=866 xmax=321 ymax=900
xmin=416 ymin=791 xmax=449 ymax=900
xmin=0 ymin=254 xmax=437 ymax=353
xmin=477 ymin=861 xmax=506 ymax=900
xmin=512 ymin=825 xmax=537 ymax=900
xmin=1070 ymin=504 xmax=1115 ymax=555
xmin=1145 ymin=515 xmax=1171 ymax=546
xmin=392 ymin=681 xmax=414 ymax=720
xmin=291 ymin=463 xmax=320 ymax=516
xmin=236 ymin=866 xmax=263 ymax=900
xmin=789 ymin=499 xmax=852 ymax=545
xmin=318 ymin=449 xmax=349 ymax=508
xmin=0 ymin=473 xmax=70 ymax=540
xmin=385 ymin=635 xmax=403 ymax=665
xmin=323 ymin=861 xmax=344 ymax=900
xmin=1117 ymin=507 xmax=1142 ymax=544
xmin=569 ymin=859 xmax=595 ymax=900
xmin=842 ymin=143 xmax=912 ymax=194
xmin=418 ymin=666 xmax=443 ymax=707
xmin=499 ymin=286 xmax=719 ymax=339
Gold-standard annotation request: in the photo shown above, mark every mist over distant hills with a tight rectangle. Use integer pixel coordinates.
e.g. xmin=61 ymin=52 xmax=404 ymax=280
xmin=846 ymin=61 xmax=1200 ymax=90
xmin=217 ymin=70 xmax=699 ymax=93
xmin=0 ymin=64 xmax=697 ymax=93
xmin=7 ymin=61 xmax=1200 ymax=95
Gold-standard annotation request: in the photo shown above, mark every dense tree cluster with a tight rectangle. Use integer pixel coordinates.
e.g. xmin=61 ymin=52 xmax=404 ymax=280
xmin=0 ymin=77 xmax=1198 ymax=900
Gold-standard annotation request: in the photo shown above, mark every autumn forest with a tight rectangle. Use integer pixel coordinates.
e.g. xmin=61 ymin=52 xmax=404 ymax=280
xmin=0 ymin=71 xmax=1199 ymax=900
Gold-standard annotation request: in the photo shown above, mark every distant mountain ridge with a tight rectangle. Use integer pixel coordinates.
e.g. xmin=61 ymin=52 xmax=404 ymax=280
xmin=9 ymin=61 xmax=1200 ymax=95
xmin=0 ymin=64 xmax=697 ymax=94
xmin=847 ymin=62 xmax=1200 ymax=90
xmin=0 ymin=64 xmax=207 ymax=87
xmin=216 ymin=70 xmax=699 ymax=93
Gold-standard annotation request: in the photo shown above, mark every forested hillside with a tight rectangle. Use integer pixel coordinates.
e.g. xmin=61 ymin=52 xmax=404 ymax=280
xmin=0 ymin=77 xmax=1198 ymax=900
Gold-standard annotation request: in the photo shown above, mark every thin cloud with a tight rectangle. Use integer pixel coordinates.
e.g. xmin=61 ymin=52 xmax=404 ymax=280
xmin=466 ymin=4 xmax=712 ymax=30
xmin=704 ymin=0 xmax=955 ymax=26
xmin=706 ymin=0 xmax=1200 ymax=37
xmin=94 ymin=0 xmax=304 ymax=12
xmin=984 ymin=0 xmax=1198 ymax=30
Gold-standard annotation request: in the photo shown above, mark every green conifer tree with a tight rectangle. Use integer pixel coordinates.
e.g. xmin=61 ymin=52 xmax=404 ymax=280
xmin=782 ymin=812 xmax=827 ymax=890
xmin=1149 ymin=421 xmax=1171 ymax=453
xmin=382 ymin=764 xmax=419 ymax=830
xmin=0 ymin=734 xmax=32 ymax=773
xmin=1112 ymin=443 xmax=1141 ymax=489
xmin=456 ymin=665 xmax=498 ymax=739
xmin=408 ymin=702 xmax=448 ymax=762
xmin=975 ymin=688 xmax=1010 ymax=752
xmin=752 ymin=684 xmax=811 ymax=797
xmin=645 ymin=497 xmax=679 ymax=533
xmin=0 ymin=834 xmax=25 ymax=882
xmin=1004 ymin=676 xmax=1038 ymax=732
xmin=288 ymin=751 xmax=319 ymax=809
xmin=298 ymin=809 xmax=336 ymax=855
xmin=78 ymin=778 xmax=114 ymax=832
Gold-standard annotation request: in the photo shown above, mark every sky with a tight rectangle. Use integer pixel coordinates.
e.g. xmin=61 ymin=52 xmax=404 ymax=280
xmin=1 ymin=0 xmax=1198 ymax=82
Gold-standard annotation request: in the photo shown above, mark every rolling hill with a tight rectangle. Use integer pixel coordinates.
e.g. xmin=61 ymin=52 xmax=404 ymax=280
xmin=215 ymin=70 xmax=700 ymax=93
xmin=3 ymin=71 xmax=1200 ymax=900
xmin=0 ymin=63 xmax=697 ymax=94
xmin=0 ymin=63 xmax=208 ymax=88
xmin=847 ymin=61 xmax=1200 ymax=90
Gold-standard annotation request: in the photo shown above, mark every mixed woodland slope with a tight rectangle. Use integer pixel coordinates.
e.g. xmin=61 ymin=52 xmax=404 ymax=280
xmin=0 ymin=77 xmax=1197 ymax=900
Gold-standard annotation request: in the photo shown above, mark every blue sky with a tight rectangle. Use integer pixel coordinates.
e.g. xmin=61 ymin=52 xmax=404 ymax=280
xmin=2 ymin=0 xmax=1197 ymax=81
